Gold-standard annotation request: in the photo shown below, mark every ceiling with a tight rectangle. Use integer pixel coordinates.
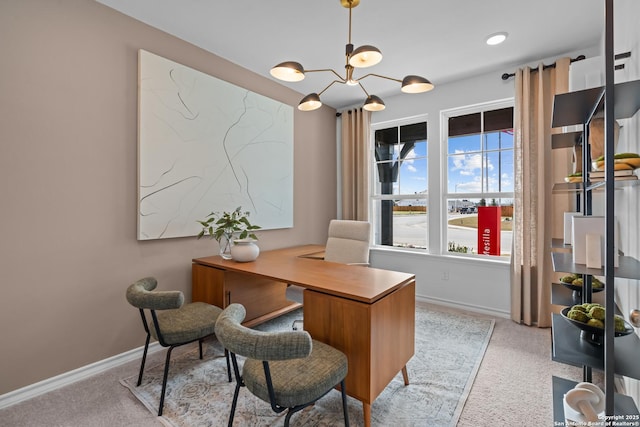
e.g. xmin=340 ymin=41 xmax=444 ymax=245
xmin=96 ymin=0 xmax=604 ymax=110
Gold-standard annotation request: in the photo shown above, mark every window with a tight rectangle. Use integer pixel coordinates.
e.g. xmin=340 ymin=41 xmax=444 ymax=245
xmin=371 ymin=118 xmax=428 ymax=249
xmin=444 ymin=102 xmax=514 ymax=257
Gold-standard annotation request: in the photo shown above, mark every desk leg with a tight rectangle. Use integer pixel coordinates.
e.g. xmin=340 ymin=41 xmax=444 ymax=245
xmin=363 ymin=402 xmax=371 ymax=427
xmin=402 ymin=365 xmax=409 ymax=386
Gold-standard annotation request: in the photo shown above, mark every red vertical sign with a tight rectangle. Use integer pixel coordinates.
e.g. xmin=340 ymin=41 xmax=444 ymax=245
xmin=477 ymin=206 xmax=501 ymax=256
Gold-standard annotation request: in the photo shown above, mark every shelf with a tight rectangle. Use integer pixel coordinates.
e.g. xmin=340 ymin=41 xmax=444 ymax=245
xmin=552 ymin=178 xmax=640 ymax=192
xmin=552 ymin=131 xmax=583 ymax=149
xmin=551 ymin=282 xmax=605 ymax=307
xmin=552 ymin=79 xmax=640 ymax=127
xmin=550 ymin=284 xmax=620 ymax=314
xmin=552 ymin=376 xmax=639 ymax=423
xmin=552 ymin=86 xmax=604 ymax=128
xmin=553 ymin=182 xmax=591 ymax=192
xmin=551 ymin=314 xmax=640 ymax=380
xmin=551 ymin=238 xmax=572 ymax=252
xmin=551 ymin=252 xmax=640 ymax=280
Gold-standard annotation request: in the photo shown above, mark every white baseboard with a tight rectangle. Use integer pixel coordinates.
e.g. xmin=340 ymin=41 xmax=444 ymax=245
xmin=416 ymin=294 xmax=511 ymax=319
xmin=0 ymin=342 xmax=162 ymax=410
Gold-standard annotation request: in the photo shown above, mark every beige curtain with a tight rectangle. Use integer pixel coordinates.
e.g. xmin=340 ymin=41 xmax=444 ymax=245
xmin=340 ymin=108 xmax=371 ymax=221
xmin=511 ymin=58 xmax=570 ymax=327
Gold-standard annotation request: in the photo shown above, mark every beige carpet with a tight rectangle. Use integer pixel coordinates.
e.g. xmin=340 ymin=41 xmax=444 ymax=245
xmin=120 ymin=305 xmax=494 ymax=427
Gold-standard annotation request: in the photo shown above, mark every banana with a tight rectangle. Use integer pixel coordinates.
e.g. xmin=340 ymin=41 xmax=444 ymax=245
xmin=564 ymin=175 xmax=583 ymax=183
xmin=594 ymin=152 xmax=640 ymax=162
xmin=592 ymin=153 xmax=640 ymax=170
xmin=614 ymin=152 xmax=640 ymax=159
xmin=592 ymin=160 xmax=634 ymax=171
xmin=621 ymin=157 xmax=640 ymax=168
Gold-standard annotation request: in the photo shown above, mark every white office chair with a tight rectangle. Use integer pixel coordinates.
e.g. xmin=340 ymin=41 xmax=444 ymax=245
xmin=286 ymin=220 xmax=371 ymax=311
xmin=324 ymin=219 xmax=371 ymax=265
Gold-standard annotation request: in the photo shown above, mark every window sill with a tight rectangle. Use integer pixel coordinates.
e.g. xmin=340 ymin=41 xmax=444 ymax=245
xmin=370 ymin=245 xmax=511 ymax=267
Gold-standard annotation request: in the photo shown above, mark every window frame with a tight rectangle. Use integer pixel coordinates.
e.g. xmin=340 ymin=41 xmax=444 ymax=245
xmin=440 ymin=98 xmax=515 ymax=259
xmin=370 ymin=114 xmax=429 ymax=252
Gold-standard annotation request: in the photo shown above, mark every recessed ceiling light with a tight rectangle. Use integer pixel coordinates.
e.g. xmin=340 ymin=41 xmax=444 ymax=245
xmin=486 ymin=32 xmax=508 ymax=46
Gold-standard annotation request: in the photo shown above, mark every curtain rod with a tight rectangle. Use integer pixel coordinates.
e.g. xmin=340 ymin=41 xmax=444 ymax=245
xmin=501 ymin=51 xmax=631 ymax=81
xmin=500 ymin=55 xmax=586 ymax=80
xmin=336 ymin=107 xmax=364 ymax=117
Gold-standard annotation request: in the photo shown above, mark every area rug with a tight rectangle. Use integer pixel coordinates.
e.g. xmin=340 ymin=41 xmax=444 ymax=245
xmin=120 ymin=304 xmax=494 ymax=427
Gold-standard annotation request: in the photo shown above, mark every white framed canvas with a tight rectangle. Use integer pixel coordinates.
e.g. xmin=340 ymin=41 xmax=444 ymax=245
xmin=137 ymin=50 xmax=294 ymax=240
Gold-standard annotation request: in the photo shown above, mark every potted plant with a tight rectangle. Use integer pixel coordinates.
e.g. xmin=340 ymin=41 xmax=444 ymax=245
xmin=197 ymin=206 xmax=261 ymax=260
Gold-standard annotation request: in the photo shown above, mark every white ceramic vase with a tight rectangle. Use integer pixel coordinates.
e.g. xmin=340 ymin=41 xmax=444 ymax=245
xmin=230 ymin=238 xmax=260 ymax=262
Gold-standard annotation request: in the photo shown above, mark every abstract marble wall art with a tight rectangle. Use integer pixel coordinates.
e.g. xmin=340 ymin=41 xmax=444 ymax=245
xmin=137 ymin=50 xmax=294 ymax=240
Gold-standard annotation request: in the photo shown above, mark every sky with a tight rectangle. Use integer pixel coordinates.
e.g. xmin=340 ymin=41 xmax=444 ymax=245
xmin=384 ymin=130 xmax=514 ymax=197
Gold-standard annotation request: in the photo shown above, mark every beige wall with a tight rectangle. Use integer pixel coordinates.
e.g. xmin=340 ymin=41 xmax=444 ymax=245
xmin=0 ymin=0 xmax=337 ymax=395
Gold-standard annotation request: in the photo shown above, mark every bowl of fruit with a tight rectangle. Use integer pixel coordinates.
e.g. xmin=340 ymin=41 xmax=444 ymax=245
xmin=561 ymin=303 xmax=634 ymax=345
xmin=559 ymin=274 xmax=604 ymax=296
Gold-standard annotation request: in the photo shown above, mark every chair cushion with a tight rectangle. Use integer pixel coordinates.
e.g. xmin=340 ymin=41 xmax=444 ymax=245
xmin=243 ymin=339 xmax=348 ymax=408
xmin=324 ymin=220 xmax=370 ymax=264
xmin=152 ymin=302 xmax=222 ymax=345
xmin=324 ymin=237 xmax=370 ymax=264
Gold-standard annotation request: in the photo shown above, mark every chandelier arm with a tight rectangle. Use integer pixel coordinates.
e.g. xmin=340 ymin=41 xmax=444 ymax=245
xmin=317 ymin=79 xmax=346 ymax=96
xmin=355 ymin=73 xmax=403 ymax=84
xmin=304 ymin=68 xmax=346 ymax=82
xmin=357 ymin=82 xmax=370 ymax=97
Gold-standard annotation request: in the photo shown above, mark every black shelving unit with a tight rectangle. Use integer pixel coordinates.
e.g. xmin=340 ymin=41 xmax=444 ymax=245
xmin=549 ymin=1 xmax=640 ymax=420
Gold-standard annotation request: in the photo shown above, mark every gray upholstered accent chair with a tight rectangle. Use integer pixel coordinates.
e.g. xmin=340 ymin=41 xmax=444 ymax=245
xmin=126 ymin=277 xmax=230 ymax=416
xmin=324 ymin=219 xmax=371 ymax=265
xmin=215 ymin=303 xmax=350 ymax=427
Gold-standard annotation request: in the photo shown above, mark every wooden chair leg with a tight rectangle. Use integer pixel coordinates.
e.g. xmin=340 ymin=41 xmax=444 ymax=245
xmin=362 ymin=402 xmax=371 ymax=427
xmin=402 ymin=365 xmax=409 ymax=385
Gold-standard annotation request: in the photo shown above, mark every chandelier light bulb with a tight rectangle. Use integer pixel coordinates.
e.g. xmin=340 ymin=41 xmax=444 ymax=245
xmin=401 ymin=75 xmax=434 ymax=94
xmin=349 ymin=45 xmax=383 ymax=68
xmin=298 ymin=93 xmax=323 ymax=111
xmin=270 ymin=62 xmax=305 ymax=82
xmin=363 ymin=95 xmax=385 ymax=111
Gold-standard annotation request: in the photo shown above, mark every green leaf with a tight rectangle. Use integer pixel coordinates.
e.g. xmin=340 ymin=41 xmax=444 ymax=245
xmin=195 ymin=206 xmax=260 ymax=241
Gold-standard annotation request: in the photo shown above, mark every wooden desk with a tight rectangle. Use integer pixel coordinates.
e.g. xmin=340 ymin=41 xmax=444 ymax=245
xmin=192 ymin=245 xmax=416 ymax=427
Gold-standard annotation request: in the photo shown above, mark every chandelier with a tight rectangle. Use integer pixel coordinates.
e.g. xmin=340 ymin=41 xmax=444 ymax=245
xmin=269 ymin=0 xmax=434 ymax=112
